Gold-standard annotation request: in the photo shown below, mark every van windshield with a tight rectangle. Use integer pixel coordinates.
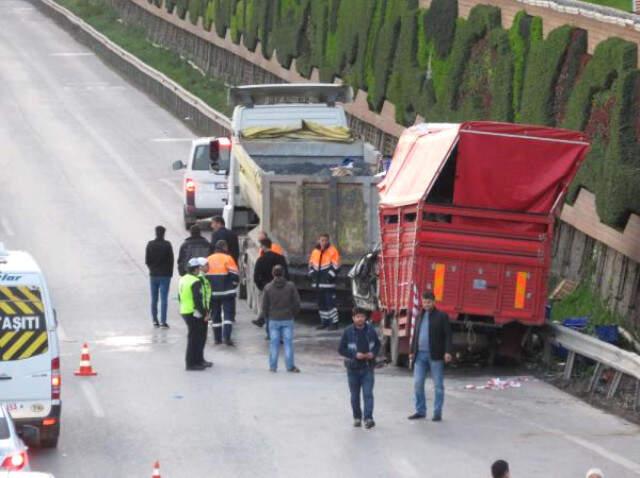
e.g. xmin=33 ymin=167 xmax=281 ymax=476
xmin=0 ymin=285 xmax=48 ymax=361
xmin=193 ymin=145 xmax=229 ymax=172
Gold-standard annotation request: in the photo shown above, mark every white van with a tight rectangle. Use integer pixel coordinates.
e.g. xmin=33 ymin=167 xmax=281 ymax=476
xmin=0 ymin=244 xmax=61 ymax=448
xmin=173 ymin=137 xmax=231 ymax=229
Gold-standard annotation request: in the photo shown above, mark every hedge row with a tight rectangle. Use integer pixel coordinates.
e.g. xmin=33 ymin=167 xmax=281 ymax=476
xmin=146 ymin=0 xmax=639 ymax=228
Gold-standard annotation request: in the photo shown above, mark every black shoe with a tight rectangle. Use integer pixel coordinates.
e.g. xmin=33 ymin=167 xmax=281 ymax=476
xmin=186 ymin=364 xmax=207 ymax=371
xmin=287 ymin=367 xmax=301 ymax=373
xmin=353 ymin=419 xmax=362 ymax=427
xmin=432 ymin=415 xmax=442 ymax=422
xmin=316 ymin=323 xmax=329 ymax=330
xmin=328 ymin=323 xmax=339 ymax=331
xmin=214 ymin=340 xmax=222 ymax=345
xmin=225 ymin=340 xmax=235 ymax=347
xmin=264 ymin=336 xmax=270 ymax=341
xmin=269 ymin=368 xmax=277 ymax=373
xmin=160 ymin=323 xmax=170 ymax=329
xmin=364 ymin=419 xmax=376 ymax=429
xmin=153 ymin=321 xmax=160 ymax=328
xmin=200 ymin=360 xmax=213 ymax=368
xmin=252 ymin=318 xmax=265 ymax=328
xmin=407 ymin=413 xmax=426 ymax=420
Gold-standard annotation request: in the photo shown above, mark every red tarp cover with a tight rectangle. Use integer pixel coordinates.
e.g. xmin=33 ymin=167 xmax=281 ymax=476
xmin=378 ymin=122 xmax=589 ymax=215
xmin=453 ymin=122 xmax=589 ymax=214
xmin=378 ymin=124 xmax=460 ymax=207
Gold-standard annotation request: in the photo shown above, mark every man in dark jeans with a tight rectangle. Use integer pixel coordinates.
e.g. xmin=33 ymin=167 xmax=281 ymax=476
xmin=408 ymin=291 xmax=453 ymax=422
xmin=145 ymin=225 xmax=174 ymax=328
xmin=252 ymin=237 xmax=289 ymax=334
xmin=177 ymin=225 xmax=211 ymax=276
xmin=338 ymin=307 xmax=380 ymax=429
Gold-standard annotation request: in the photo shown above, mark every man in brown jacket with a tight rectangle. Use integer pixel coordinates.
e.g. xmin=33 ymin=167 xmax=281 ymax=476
xmin=262 ymin=265 xmax=301 ymax=373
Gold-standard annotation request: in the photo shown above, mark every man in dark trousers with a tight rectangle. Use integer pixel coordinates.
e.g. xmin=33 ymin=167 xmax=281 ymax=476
xmin=252 ymin=237 xmax=289 ymax=332
xmin=178 ymin=258 xmax=212 ymax=371
xmin=206 ymin=240 xmax=239 ymax=346
xmin=308 ymin=233 xmax=341 ymax=330
xmin=210 ymin=216 xmax=239 ymax=263
xmin=262 ymin=265 xmax=300 ymax=373
xmin=338 ymin=307 xmax=380 ymax=429
xmin=408 ymin=291 xmax=453 ymax=422
xmin=145 ymin=225 xmax=174 ymax=328
xmin=177 ymin=225 xmax=211 ymax=276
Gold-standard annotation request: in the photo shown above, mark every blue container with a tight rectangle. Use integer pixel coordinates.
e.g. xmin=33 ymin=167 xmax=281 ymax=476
xmin=595 ymin=325 xmax=619 ymax=344
xmin=562 ymin=316 xmax=589 ymax=330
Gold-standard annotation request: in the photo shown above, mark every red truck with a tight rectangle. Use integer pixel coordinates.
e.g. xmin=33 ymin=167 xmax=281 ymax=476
xmin=350 ymin=122 xmax=589 ymax=365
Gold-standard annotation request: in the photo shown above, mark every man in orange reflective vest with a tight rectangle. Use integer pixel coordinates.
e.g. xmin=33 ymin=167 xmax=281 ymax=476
xmin=308 ymin=233 xmax=341 ymax=330
xmin=258 ymin=231 xmax=285 ymax=257
xmin=207 ymin=240 xmax=239 ymax=346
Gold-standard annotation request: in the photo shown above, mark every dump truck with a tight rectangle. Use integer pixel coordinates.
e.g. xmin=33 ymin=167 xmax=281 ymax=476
xmin=349 ymin=122 xmax=589 ymax=365
xmin=218 ymin=84 xmax=382 ymax=314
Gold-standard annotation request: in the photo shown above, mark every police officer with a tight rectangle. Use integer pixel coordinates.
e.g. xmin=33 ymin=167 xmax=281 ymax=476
xmin=178 ymin=258 xmax=213 ymax=371
xmin=207 ymin=240 xmax=239 ymax=346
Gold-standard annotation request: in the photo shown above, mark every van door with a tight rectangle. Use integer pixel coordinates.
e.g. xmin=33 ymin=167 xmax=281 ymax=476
xmin=0 ymin=282 xmax=51 ymax=418
xmin=190 ymin=144 xmax=229 ymax=210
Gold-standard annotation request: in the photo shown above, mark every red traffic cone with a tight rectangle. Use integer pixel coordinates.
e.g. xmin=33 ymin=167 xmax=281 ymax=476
xmin=152 ymin=461 xmax=161 ymax=478
xmin=74 ymin=343 xmax=97 ymax=376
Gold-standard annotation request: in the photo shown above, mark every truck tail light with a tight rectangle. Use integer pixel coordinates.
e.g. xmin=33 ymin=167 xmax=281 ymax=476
xmin=185 ymin=178 xmax=196 ymax=193
xmin=1 ymin=451 xmax=28 ymax=471
xmin=51 ymin=357 xmax=61 ymax=400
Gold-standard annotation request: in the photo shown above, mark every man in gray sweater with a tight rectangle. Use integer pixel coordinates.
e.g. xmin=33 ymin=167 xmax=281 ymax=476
xmin=262 ymin=265 xmax=301 ymax=372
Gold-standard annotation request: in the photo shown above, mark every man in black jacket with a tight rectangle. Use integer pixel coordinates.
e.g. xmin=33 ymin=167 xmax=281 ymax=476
xmin=210 ymin=216 xmax=239 ymax=263
xmin=177 ymin=225 xmax=211 ymax=276
xmin=408 ymin=291 xmax=452 ymax=422
xmin=252 ymin=238 xmax=289 ymax=332
xmin=145 ymin=225 xmax=174 ymax=328
xmin=338 ymin=307 xmax=381 ymax=429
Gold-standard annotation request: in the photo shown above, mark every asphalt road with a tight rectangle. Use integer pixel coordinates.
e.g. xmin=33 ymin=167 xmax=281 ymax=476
xmin=1 ymin=2 xmax=639 ymax=477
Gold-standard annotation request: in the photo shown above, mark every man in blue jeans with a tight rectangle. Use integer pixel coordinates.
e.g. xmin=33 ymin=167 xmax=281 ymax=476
xmin=408 ymin=291 xmax=452 ymax=421
xmin=261 ymin=265 xmax=301 ymax=372
xmin=339 ymin=307 xmax=381 ymax=429
xmin=145 ymin=225 xmax=174 ymax=328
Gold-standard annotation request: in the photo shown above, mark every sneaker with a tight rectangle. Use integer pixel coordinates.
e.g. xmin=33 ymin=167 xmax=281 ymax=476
xmin=353 ymin=419 xmax=362 ymax=428
xmin=316 ymin=323 xmax=329 ymax=330
xmin=269 ymin=368 xmax=277 ymax=373
xmin=432 ymin=415 xmax=442 ymax=422
xmin=153 ymin=321 xmax=160 ymax=328
xmin=328 ymin=323 xmax=339 ymax=331
xmin=214 ymin=340 xmax=222 ymax=345
xmin=252 ymin=318 xmax=265 ymax=328
xmin=185 ymin=364 xmax=207 ymax=371
xmin=225 ymin=340 xmax=235 ymax=347
xmin=160 ymin=323 xmax=170 ymax=329
xmin=364 ymin=419 xmax=376 ymax=429
xmin=407 ymin=413 xmax=426 ymax=420
xmin=200 ymin=360 xmax=213 ymax=368
xmin=287 ymin=367 xmax=301 ymax=373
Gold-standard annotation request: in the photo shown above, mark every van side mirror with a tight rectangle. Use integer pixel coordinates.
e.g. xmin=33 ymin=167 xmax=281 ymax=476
xmin=172 ymin=160 xmax=186 ymax=171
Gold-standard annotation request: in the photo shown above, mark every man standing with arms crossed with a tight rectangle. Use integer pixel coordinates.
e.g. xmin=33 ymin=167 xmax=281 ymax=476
xmin=408 ymin=291 xmax=452 ymax=421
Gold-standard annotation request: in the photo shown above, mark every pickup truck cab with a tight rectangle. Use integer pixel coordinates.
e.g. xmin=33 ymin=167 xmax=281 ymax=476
xmin=173 ymin=137 xmax=231 ymax=229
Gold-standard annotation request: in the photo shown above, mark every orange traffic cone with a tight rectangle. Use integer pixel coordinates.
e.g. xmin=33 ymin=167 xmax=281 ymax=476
xmin=74 ymin=343 xmax=97 ymax=376
xmin=152 ymin=461 xmax=161 ymax=478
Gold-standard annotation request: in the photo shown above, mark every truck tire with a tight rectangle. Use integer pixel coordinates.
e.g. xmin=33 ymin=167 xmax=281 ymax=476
xmin=183 ymin=212 xmax=196 ymax=231
xmin=39 ymin=430 xmax=59 ymax=448
xmin=390 ymin=318 xmax=401 ymax=367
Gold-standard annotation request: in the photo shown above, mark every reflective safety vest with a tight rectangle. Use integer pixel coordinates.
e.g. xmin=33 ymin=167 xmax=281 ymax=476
xmin=308 ymin=244 xmax=341 ymax=288
xmin=179 ymin=274 xmax=199 ymax=315
xmin=206 ymin=252 xmax=239 ymax=296
xmin=259 ymin=242 xmax=285 ymax=257
xmin=199 ymin=273 xmax=212 ymax=309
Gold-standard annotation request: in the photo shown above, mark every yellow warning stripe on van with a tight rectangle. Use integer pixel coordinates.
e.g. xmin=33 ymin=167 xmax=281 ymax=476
xmin=0 ymin=331 xmax=48 ymax=361
xmin=0 ymin=286 xmax=44 ymax=315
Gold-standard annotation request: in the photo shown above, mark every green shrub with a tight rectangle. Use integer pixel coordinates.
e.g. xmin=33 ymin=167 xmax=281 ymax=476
xmin=424 ymin=0 xmax=457 ymax=58
xmin=508 ymin=11 xmax=532 ymax=120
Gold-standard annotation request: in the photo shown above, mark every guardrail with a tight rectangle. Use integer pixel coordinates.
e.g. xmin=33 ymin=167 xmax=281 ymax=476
xmin=31 ymin=0 xmax=231 ymax=137
xmin=548 ymin=323 xmax=640 ymax=408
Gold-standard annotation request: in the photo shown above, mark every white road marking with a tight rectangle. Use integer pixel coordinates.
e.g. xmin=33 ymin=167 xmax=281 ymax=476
xmin=151 ymin=138 xmax=193 ymax=143
xmin=50 ymin=52 xmax=95 ymax=57
xmin=449 ymin=389 xmax=640 ymax=474
xmin=1 ymin=217 xmax=15 ymax=236
xmin=80 ymin=382 xmax=105 ymax=418
xmin=159 ymin=178 xmax=184 ymax=200
xmin=393 ymin=458 xmax=420 ymax=477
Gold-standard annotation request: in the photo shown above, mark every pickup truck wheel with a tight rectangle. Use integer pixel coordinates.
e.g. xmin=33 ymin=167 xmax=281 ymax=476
xmin=390 ymin=318 xmax=401 ymax=366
